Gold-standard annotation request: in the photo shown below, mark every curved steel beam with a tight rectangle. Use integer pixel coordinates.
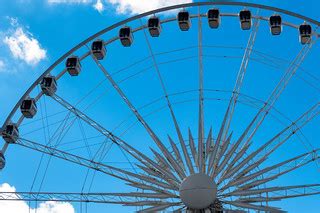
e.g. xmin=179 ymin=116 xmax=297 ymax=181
xmin=3 ymin=1 xmax=320 ymax=129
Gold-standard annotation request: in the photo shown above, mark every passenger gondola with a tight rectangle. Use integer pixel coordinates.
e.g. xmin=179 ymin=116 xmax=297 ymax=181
xmin=119 ymin=27 xmax=134 ymax=47
xmin=148 ymin=16 xmax=162 ymax=37
xmin=178 ymin=11 xmax=191 ymax=31
xmin=208 ymin=9 xmax=220 ymax=29
xmin=299 ymin=23 xmax=312 ymax=44
xmin=2 ymin=124 xmax=19 ymax=144
xmin=269 ymin=15 xmax=282 ymax=35
xmin=66 ymin=56 xmax=81 ymax=76
xmin=20 ymin=98 xmax=37 ymax=118
xmin=91 ymin=40 xmax=106 ymax=60
xmin=40 ymin=76 xmax=57 ymax=96
xmin=239 ymin=10 xmax=252 ymax=30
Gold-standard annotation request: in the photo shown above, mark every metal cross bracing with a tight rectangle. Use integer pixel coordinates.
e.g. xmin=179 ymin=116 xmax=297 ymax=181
xmin=138 ymin=16 xmax=194 ymax=175
xmin=15 ymin=136 xmax=179 ymax=196
xmin=11 ymin=90 xmax=317 ymax=211
xmin=50 ymin=94 xmax=182 ymax=185
xmin=87 ymin=45 xmax=188 ymax=181
xmin=207 ymin=11 xmax=261 ymax=177
xmin=209 ymin=34 xmax=318 ymax=183
xmin=217 ymin=102 xmax=320 ymax=183
xmin=0 ymin=191 xmax=182 ymax=212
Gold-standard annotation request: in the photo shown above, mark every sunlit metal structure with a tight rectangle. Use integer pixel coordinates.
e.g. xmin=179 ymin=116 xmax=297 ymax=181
xmin=1 ymin=1 xmax=320 ymax=212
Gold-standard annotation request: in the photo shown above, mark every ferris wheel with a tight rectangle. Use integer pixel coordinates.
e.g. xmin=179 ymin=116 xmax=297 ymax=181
xmin=1 ymin=1 xmax=320 ymax=212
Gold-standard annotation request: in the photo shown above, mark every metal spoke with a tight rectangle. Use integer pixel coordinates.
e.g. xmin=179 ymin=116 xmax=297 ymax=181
xmin=168 ymin=136 xmax=185 ymax=171
xmin=89 ymin=51 xmax=186 ymax=179
xmin=51 ymin=94 xmax=181 ymax=184
xmin=197 ymin=6 xmax=205 ymax=174
xmin=139 ymin=17 xmax=192 ymax=175
xmin=218 ymin=140 xmax=252 ymax=182
xmin=138 ymin=203 xmax=179 ymax=212
xmin=188 ymin=128 xmax=198 ymax=169
xmin=208 ymin=16 xmax=260 ymax=176
xmin=222 ymin=200 xmax=284 ymax=212
xmin=15 ymin=137 xmax=178 ymax=194
xmin=223 ymin=184 xmax=320 ymax=198
xmin=224 ymin=37 xmax=317 ymax=170
xmin=224 ymin=102 xmax=320 ymax=180
xmin=220 ymin=149 xmax=320 ymax=192
xmin=205 ymin=127 xmax=213 ymax=160
xmin=0 ymin=192 xmax=177 ymax=203
xmin=213 ymin=133 xmax=233 ymax=176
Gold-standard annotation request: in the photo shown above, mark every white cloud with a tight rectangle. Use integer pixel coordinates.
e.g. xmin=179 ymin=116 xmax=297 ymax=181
xmin=47 ymin=0 xmax=193 ymax=14
xmin=93 ymin=0 xmax=104 ymax=13
xmin=0 ymin=183 xmax=75 ymax=213
xmin=108 ymin=0 xmax=193 ymax=15
xmin=3 ymin=27 xmax=47 ymax=66
xmin=0 ymin=60 xmax=5 ymax=71
xmin=48 ymin=0 xmax=90 ymax=3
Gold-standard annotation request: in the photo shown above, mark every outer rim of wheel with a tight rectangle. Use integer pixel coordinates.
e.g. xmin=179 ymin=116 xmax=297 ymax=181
xmin=2 ymin=1 xmax=319 ymax=139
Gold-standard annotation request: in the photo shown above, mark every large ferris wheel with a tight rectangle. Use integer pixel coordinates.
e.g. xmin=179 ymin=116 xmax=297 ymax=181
xmin=1 ymin=1 xmax=320 ymax=212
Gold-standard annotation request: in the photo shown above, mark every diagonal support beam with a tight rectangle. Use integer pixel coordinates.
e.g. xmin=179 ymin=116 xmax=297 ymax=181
xmin=208 ymin=17 xmax=260 ymax=176
xmin=90 ymin=51 xmax=186 ymax=179
xmin=225 ymin=102 xmax=320 ymax=180
xmin=214 ymin=37 xmax=317 ymax=180
xmin=51 ymin=94 xmax=180 ymax=184
xmin=188 ymin=128 xmax=198 ymax=169
xmin=213 ymin=133 xmax=233 ymax=176
xmin=220 ymin=148 xmax=320 ymax=192
xmin=168 ymin=136 xmax=185 ymax=171
xmin=222 ymin=200 xmax=284 ymax=212
xmin=197 ymin=7 xmax=205 ymax=174
xmin=0 ymin=191 xmax=178 ymax=203
xmin=140 ymin=17 xmax=193 ymax=175
xmin=223 ymin=184 xmax=320 ymax=198
xmin=16 ymin=137 xmax=178 ymax=195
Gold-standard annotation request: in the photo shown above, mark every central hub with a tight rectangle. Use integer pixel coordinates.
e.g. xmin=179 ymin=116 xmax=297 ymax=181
xmin=179 ymin=173 xmax=217 ymax=210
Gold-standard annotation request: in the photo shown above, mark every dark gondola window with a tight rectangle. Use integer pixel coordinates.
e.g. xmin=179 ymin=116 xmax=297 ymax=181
xmin=66 ymin=57 xmax=78 ymax=67
xmin=148 ymin=17 xmax=160 ymax=28
xmin=270 ymin=15 xmax=282 ymax=25
xmin=6 ymin=125 xmax=14 ymax=135
xmin=92 ymin=40 xmax=103 ymax=51
xmin=119 ymin=27 xmax=131 ymax=38
xmin=178 ymin=11 xmax=189 ymax=21
xmin=299 ymin=24 xmax=312 ymax=34
xmin=208 ymin=9 xmax=219 ymax=19
xmin=44 ymin=77 xmax=53 ymax=87
xmin=240 ymin=10 xmax=251 ymax=20
xmin=21 ymin=100 xmax=32 ymax=110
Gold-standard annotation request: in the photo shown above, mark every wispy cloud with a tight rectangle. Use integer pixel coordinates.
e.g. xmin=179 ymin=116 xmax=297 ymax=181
xmin=47 ymin=0 xmax=193 ymax=14
xmin=93 ymin=0 xmax=104 ymax=13
xmin=3 ymin=28 xmax=47 ymax=66
xmin=0 ymin=183 xmax=75 ymax=213
xmin=108 ymin=0 xmax=193 ymax=15
xmin=0 ymin=17 xmax=47 ymax=70
xmin=48 ymin=0 xmax=90 ymax=3
xmin=0 ymin=60 xmax=5 ymax=72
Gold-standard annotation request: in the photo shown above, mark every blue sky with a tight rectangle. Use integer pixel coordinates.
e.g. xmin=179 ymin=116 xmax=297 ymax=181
xmin=0 ymin=0 xmax=320 ymax=212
